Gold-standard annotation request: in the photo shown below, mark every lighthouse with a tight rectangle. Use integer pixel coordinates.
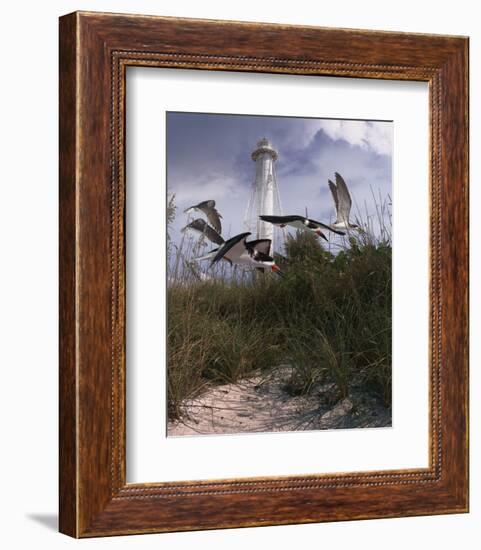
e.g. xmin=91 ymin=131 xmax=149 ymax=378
xmin=244 ymin=138 xmax=283 ymax=254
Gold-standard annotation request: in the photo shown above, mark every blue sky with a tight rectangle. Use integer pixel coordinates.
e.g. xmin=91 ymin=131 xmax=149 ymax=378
xmin=166 ymin=112 xmax=392 ymax=249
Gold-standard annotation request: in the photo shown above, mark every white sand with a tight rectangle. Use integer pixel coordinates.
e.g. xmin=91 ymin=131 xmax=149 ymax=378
xmin=168 ymin=366 xmax=390 ymax=436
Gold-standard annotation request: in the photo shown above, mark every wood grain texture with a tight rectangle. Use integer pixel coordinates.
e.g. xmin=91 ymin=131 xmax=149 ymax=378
xmin=59 ymin=13 xmax=78 ymax=537
xmin=59 ymin=11 xmax=469 ymax=538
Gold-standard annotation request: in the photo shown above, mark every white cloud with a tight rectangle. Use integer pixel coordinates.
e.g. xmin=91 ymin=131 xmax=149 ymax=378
xmin=279 ymin=119 xmax=392 ymax=157
xmin=316 ymin=120 xmax=392 ymax=156
xmin=286 ymin=123 xmax=322 ymax=149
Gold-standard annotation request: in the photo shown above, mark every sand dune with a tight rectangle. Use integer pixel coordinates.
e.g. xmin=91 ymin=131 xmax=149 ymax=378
xmin=168 ymin=366 xmax=390 ymax=437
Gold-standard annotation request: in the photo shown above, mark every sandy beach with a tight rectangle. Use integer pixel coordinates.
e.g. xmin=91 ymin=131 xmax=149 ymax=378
xmin=168 ymin=366 xmax=391 ymax=436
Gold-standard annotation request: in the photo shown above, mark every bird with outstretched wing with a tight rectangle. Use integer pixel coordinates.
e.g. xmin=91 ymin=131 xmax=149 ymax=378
xmin=209 ymin=232 xmax=283 ymax=276
xmin=184 ymin=199 xmax=222 ymax=234
xmin=328 ymin=172 xmax=359 ymax=230
xmin=181 ymin=218 xmax=224 ymax=245
xmin=259 ymin=214 xmax=345 ymax=241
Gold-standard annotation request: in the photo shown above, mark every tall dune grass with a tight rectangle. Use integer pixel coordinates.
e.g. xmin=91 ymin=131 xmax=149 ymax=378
xmin=167 ymin=195 xmax=392 ymax=420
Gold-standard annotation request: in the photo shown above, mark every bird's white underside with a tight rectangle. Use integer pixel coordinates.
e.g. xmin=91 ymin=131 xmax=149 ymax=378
xmin=227 ymin=239 xmax=274 ymax=269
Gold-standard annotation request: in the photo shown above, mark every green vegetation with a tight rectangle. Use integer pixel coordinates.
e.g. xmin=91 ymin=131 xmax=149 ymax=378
xmin=167 ymin=205 xmax=392 ymax=421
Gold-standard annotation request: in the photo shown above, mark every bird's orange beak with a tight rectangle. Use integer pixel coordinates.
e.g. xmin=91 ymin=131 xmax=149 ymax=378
xmin=271 ymin=264 xmax=285 ymax=278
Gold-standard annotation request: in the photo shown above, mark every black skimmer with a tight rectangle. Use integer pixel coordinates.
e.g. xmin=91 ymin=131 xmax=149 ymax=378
xmin=181 ymin=218 xmax=225 ymax=246
xmin=328 ymin=172 xmax=359 ymax=230
xmin=259 ymin=215 xmax=345 ymax=241
xmin=209 ymin=232 xmax=283 ymax=275
xmin=183 ymin=199 xmax=222 ymax=234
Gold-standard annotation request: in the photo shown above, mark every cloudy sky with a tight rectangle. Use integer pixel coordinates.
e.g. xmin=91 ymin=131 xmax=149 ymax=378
xmin=166 ymin=112 xmax=392 ymax=248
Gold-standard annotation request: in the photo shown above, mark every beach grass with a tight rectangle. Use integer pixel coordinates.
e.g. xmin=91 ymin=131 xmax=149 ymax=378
xmin=167 ymin=197 xmax=392 ymax=421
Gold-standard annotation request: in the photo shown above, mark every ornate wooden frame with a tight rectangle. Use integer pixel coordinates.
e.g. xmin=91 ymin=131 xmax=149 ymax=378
xmin=59 ymin=11 xmax=469 ymax=537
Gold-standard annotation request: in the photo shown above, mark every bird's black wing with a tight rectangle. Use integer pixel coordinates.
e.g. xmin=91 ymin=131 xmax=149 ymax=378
xmin=197 ymin=200 xmax=216 ymax=209
xmin=247 ymin=239 xmax=272 ymax=256
xmin=259 ymin=215 xmax=305 ymax=225
xmin=307 ymin=217 xmax=345 ymax=236
xmin=202 ymin=224 xmax=224 ymax=245
xmin=246 ymin=239 xmax=273 ymax=261
xmin=211 ymin=232 xmax=251 ymax=266
xmin=328 ymin=179 xmax=339 ymax=216
xmin=182 ymin=218 xmax=224 ymax=245
xmin=197 ymin=200 xmax=223 ymax=234
xmin=181 ymin=218 xmax=206 ymax=234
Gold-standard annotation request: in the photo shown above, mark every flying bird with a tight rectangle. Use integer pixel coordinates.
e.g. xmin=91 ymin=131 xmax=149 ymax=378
xmin=181 ymin=218 xmax=225 ymax=246
xmin=328 ymin=172 xmax=359 ymax=230
xmin=210 ymin=232 xmax=283 ymax=275
xmin=183 ymin=199 xmax=222 ymax=234
xmin=193 ymin=236 xmax=275 ymax=268
xmin=259 ymin=215 xmax=345 ymax=241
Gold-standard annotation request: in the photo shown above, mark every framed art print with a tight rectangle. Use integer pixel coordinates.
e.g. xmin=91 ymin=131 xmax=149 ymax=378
xmin=59 ymin=11 xmax=469 ymax=537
